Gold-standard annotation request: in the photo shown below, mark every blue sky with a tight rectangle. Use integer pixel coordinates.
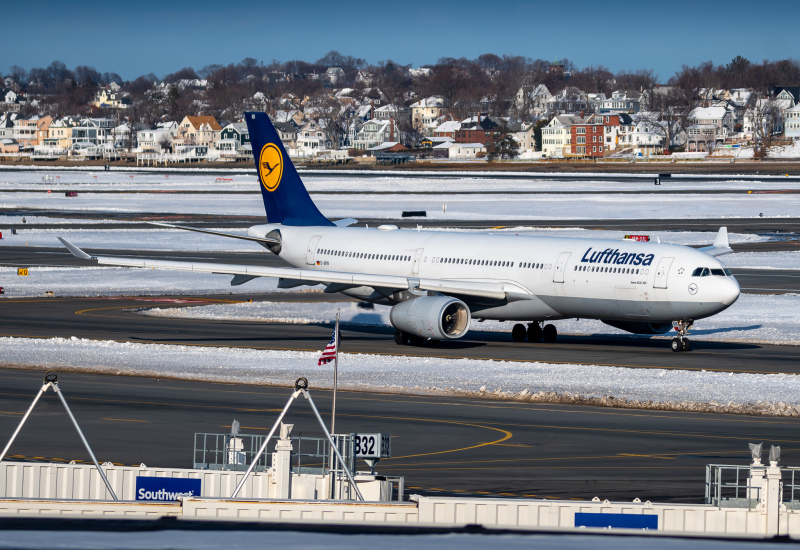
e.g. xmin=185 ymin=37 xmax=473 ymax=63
xmin=3 ymin=0 xmax=796 ymax=82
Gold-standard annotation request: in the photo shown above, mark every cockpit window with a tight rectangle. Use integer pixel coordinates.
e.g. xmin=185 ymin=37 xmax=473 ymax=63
xmin=693 ymin=267 xmax=729 ymax=277
xmin=723 ymin=268 xmax=732 ymax=276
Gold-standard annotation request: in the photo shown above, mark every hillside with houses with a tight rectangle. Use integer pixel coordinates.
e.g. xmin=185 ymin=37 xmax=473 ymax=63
xmin=2 ymin=54 xmax=800 ymax=164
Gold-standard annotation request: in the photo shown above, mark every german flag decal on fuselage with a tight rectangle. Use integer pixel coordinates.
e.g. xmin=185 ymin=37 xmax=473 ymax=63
xmin=258 ymin=143 xmax=283 ymax=192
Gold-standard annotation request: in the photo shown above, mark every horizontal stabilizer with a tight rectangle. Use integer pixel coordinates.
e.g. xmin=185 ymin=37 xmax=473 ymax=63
xmin=57 ymin=237 xmax=93 ymax=260
xmin=147 ymin=222 xmax=280 ymax=244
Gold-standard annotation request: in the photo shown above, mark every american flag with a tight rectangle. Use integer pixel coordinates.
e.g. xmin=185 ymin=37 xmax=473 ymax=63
xmin=318 ymin=320 xmax=340 ymax=365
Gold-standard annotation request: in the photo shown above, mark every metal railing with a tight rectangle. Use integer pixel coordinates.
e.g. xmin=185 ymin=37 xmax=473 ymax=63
xmin=193 ymin=432 xmax=350 ymax=475
xmin=706 ymin=464 xmax=765 ymax=508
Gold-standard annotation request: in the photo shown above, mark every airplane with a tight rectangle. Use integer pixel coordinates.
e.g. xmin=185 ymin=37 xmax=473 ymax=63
xmin=59 ymin=112 xmax=740 ymax=353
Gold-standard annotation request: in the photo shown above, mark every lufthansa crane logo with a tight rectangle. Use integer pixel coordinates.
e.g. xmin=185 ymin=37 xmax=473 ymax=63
xmin=258 ymin=143 xmax=283 ymax=192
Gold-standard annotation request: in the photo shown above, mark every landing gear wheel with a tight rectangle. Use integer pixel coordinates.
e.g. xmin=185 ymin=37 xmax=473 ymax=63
xmin=542 ymin=324 xmax=558 ymax=343
xmin=671 ymin=320 xmax=695 ymax=352
xmin=527 ymin=323 xmax=542 ymax=342
xmin=671 ymin=338 xmax=682 ymax=352
xmin=394 ymin=329 xmax=409 ymax=346
xmin=512 ymin=324 xmax=527 ymax=342
xmin=682 ymin=339 xmax=691 ymax=352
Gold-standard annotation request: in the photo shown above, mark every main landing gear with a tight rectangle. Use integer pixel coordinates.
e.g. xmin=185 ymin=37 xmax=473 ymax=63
xmin=671 ymin=320 xmax=694 ymax=352
xmin=512 ymin=322 xmax=557 ymax=343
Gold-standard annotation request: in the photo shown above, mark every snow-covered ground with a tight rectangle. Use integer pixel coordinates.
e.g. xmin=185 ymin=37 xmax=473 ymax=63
xmin=723 ymin=250 xmax=800 ymax=270
xmin=0 ymin=530 xmax=770 ymax=550
xmin=2 ymin=333 xmax=799 ymax=417
xmin=141 ymin=293 xmax=800 ymax=347
xmin=2 ymin=190 xmax=796 ymax=220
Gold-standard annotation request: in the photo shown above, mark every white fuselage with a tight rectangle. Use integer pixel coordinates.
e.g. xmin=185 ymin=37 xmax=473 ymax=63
xmin=249 ymin=224 xmax=740 ymax=323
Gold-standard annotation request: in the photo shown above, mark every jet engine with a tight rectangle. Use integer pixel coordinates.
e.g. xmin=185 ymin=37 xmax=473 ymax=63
xmin=602 ymin=320 xmax=673 ymax=335
xmin=390 ymin=296 xmax=471 ymax=340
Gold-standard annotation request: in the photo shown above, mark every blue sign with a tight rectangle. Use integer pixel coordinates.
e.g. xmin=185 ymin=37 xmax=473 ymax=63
xmin=575 ymin=512 xmax=658 ymax=530
xmin=135 ymin=476 xmax=201 ymax=501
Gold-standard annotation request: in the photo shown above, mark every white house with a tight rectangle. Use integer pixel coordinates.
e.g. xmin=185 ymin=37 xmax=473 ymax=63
xmin=785 ymin=104 xmax=800 ymax=140
xmin=541 ymin=115 xmax=583 ymax=157
xmin=516 ymin=84 xmax=552 ymax=117
xmin=434 ymin=142 xmax=485 ymax=159
xmin=137 ymin=121 xmax=178 ymax=152
xmin=410 ymin=96 xmax=447 ymax=133
xmin=296 ymin=120 xmax=332 ymax=156
xmin=353 ymin=119 xmax=398 ymax=150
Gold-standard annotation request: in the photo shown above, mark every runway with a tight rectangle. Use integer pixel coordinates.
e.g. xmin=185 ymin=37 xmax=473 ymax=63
xmin=1 ymin=367 xmax=797 ymax=503
xmin=0 ymin=293 xmax=799 ymax=375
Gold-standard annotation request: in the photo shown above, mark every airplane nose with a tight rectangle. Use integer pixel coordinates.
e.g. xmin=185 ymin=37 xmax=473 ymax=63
xmin=721 ymin=276 xmax=740 ymax=306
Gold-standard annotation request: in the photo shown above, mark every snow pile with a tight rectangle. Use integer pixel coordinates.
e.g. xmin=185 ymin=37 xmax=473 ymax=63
xmin=142 ymin=293 xmax=800 ymax=346
xmin=2 ymin=335 xmax=800 ymax=417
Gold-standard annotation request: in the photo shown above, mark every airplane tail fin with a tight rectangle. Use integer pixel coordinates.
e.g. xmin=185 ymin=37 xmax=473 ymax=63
xmin=245 ymin=112 xmax=332 ymax=226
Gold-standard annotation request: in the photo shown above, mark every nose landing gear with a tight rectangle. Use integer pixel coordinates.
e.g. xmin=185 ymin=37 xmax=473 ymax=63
xmin=671 ymin=320 xmax=694 ymax=352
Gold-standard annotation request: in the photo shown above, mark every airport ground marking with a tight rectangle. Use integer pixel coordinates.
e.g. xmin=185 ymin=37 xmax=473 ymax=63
xmin=101 ymin=418 xmax=149 ymax=423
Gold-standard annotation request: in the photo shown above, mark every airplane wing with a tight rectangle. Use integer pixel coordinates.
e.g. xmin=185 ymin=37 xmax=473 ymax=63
xmin=697 ymin=226 xmax=733 ymax=257
xmin=58 ymin=238 xmax=513 ymax=301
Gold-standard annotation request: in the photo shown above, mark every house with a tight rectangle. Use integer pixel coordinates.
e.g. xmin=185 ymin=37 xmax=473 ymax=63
xmin=433 ymin=120 xmax=461 ymax=138
xmin=12 ymin=115 xmax=52 ymax=148
xmin=374 ymin=104 xmax=411 ymax=124
xmin=353 ymin=119 xmax=398 ymax=150
xmin=410 ymin=96 xmax=447 ymax=132
xmin=137 ymin=121 xmax=179 ymax=152
xmin=541 ymin=115 xmax=584 ymax=157
xmin=599 ymin=90 xmax=642 ymax=113
xmin=689 ymin=106 xmax=734 ymax=137
xmin=325 ymin=67 xmax=345 ymax=86
xmin=296 ymin=120 xmax=332 ymax=155
xmin=509 ymin=121 xmax=537 ymax=153
xmin=365 ymin=141 xmax=407 ymax=156
xmin=220 ymin=122 xmax=250 ymax=147
xmin=454 ymin=115 xmax=504 ymax=151
xmin=355 ymin=70 xmax=374 ymax=86
xmin=785 ymin=104 xmax=800 ymax=140
xmin=93 ymin=86 xmax=130 ymax=109
xmin=1 ymin=89 xmax=26 ymax=112
xmin=434 ymin=142 xmax=485 ymax=159
xmin=178 ymin=116 xmax=222 ymax=148
xmin=274 ymin=121 xmax=298 ymax=150
xmin=570 ymin=113 xmax=636 ymax=157
xmin=43 ymin=117 xmax=78 ymax=149
xmin=548 ymin=87 xmax=589 ymax=115
xmin=685 ymin=124 xmax=720 ymax=152
xmin=516 ymin=84 xmax=552 ymax=117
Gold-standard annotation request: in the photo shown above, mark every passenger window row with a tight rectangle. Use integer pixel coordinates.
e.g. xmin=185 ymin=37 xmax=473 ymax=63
xmin=437 ymin=258 xmax=514 ymax=267
xmin=319 ymin=249 xmax=411 ymax=262
xmin=576 ymin=265 xmax=641 ymax=274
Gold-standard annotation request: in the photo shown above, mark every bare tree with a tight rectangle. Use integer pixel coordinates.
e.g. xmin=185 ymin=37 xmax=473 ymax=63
xmin=751 ymin=96 xmax=782 ymax=158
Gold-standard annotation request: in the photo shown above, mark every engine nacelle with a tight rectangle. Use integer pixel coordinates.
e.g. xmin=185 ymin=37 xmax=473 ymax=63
xmin=602 ymin=320 xmax=673 ymax=335
xmin=390 ymin=296 xmax=471 ymax=340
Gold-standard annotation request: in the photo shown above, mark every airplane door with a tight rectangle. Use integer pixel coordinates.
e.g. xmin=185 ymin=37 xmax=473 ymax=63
xmin=412 ymin=248 xmax=424 ymax=274
xmin=654 ymin=257 xmax=674 ymax=289
xmin=306 ymin=235 xmax=322 ymax=265
xmin=553 ymin=251 xmax=571 ymax=283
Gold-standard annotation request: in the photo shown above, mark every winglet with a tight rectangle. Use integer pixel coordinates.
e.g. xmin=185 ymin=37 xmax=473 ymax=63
xmin=57 ymin=237 xmax=93 ymax=261
xmin=713 ymin=226 xmax=729 ymax=249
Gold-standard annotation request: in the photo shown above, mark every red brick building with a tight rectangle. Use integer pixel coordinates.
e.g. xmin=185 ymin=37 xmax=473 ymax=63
xmin=570 ymin=113 xmax=629 ymax=157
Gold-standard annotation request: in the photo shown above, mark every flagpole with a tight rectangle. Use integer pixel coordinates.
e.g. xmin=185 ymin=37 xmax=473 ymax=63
xmin=331 ymin=309 xmax=340 ymax=435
